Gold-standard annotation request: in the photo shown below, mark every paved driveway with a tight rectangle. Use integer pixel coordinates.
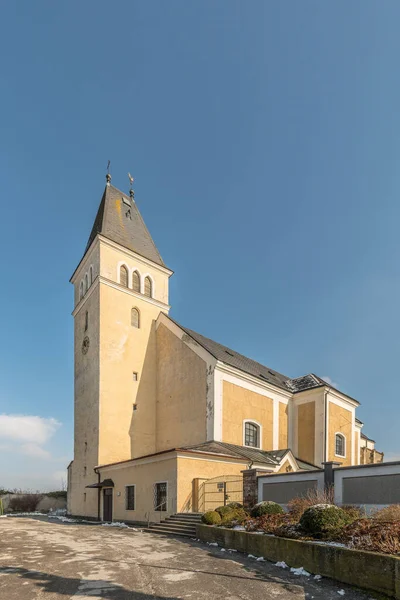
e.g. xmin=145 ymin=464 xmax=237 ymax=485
xmin=0 ymin=517 xmax=379 ymax=599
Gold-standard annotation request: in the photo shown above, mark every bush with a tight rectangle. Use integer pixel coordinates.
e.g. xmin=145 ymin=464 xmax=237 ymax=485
xmin=337 ymin=518 xmax=400 ymax=554
xmin=226 ymin=502 xmax=243 ymax=509
xmin=372 ymin=504 xmax=400 ymax=522
xmin=300 ymin=504 xmax=350 ymax=537
xmin=215 ymin=505 xmax=234 ymax=517
xmin=251 ymin=501 xmax=284 ymax=518
xmin=46 ymin=491 xmax=67 ymax=499
xmin=8 ymin=494 xmax=43 ymax=513
xmin=287 ymin=487 xmax=335 ymax=519
xmin=220 ymin=508 xmax=248 ymax=527
xmin=201 ymin=510 xmax=221 ymax=525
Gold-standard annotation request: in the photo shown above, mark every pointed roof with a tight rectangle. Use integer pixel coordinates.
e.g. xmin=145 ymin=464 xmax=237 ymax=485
xmin=85 ymin=183 xmax=165 ymax=267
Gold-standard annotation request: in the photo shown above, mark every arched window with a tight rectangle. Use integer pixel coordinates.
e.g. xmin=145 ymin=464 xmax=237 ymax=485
xmin=79 ymin=282 xmax=84 ymax=300
xmin=132 ymin=270 xmax=140 ymax=293
xmin=90 ymin=266 xmax=93 ymax=286
xmin=144 ymin=276 xmax=152 ymax=298
xmin=85 ymin=274 xmax=89 ymax=293
xmin=120 ymin=265 xmax=129 ymax=288
xmin=131 ymin=307 xmax=140 ymax=328
xmin=335 ymin=433 xmax=346 ymax=457
xmin=244 ymin=421 xmax=260 ymax=448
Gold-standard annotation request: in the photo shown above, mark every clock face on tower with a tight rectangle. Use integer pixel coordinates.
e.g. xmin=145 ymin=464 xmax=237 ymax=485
xmin=82 ymin=336 xmax=90 ymax=355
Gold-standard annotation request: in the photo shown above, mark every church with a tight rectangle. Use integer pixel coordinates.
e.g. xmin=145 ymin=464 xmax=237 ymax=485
xmin=67 ymin=175 xmax=383 ymax=523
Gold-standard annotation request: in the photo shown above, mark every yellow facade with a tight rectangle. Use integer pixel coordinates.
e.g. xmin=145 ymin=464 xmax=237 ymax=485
xmin=156 ymin=324 xmax=208 ymax=451
xmin=68 ymin=181 xmax=381 ymax=520
xmin=222 ymin=381 xmax=273 ymax=449
xmin=328 ymin=401 xmax=352 ymax=466
xmin=297 ymin=402 xmax=315 ymax=465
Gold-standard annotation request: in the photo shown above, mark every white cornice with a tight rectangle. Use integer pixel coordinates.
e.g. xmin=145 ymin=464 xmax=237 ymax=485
xmin=214 ymin=362 xmax=293 ymax=401
xmin=98 ymin=236 xmax=173 ymax=276
xmin=70 ymin=239 xmax=99 ymax=284
xmin=72 ymin=277 xmax=99 ymax=315
xmin=72 ymin=276 xmax=170 ymax=316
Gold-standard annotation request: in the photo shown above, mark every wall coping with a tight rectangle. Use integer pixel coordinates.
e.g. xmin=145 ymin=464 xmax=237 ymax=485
xmin=196 ymin=524 xmax=400 ymax=598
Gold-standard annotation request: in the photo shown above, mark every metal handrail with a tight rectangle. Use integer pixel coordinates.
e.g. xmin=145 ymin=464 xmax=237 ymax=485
xmin=146 ymin=500 xmax=167 ymax=527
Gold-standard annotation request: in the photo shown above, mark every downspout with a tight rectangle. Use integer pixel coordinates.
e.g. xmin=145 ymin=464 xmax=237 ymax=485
xmin=94 ymin=468 xmax=101 ymax=521
xmin=323 ymin=388 xmax=330 ymax=463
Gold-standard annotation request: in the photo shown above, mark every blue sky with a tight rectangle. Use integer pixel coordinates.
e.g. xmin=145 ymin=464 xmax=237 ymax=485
xmin=1 ymin=1 xmax=400 ymax=490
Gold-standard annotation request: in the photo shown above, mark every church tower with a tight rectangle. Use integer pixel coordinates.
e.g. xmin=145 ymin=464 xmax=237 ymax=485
xmin=68 ymin=175 xmax=172 ymax=517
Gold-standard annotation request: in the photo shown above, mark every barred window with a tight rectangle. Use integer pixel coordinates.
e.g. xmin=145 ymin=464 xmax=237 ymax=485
xmin=144 ymin=276 xmax=152 ymax=297
xmin=120 ymin=265 xmax=129 ymax=287
xmin=131 ymin=307 xmax=140 ymax=328
xmin=335 ymin=433 xmax=346 ymax=457
xmin=126 ymin=485 xmax=135 ymax=510
xmin=244 ymin=422 xmax=259 ymax=448
xmin=132 ymin=271 xmax=140 ymax=293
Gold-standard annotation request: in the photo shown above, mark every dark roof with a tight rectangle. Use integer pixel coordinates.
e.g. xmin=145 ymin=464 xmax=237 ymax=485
xmin=86 ymin=478 xmax=114 ymax=488
xmin=361 ymin=432 xmax=375 ymax=443
xmin=173 ymin=319 xmax=351 ymax=400
xmin=177 ymin=324 xmax=291 ymax=391
xmin=179 ymin=441 xmax=318 ymax=470
xmin=355 ymin=417 xmax=364 ymax=426
xmin=85 ymin=183 xmax=165 ymax=267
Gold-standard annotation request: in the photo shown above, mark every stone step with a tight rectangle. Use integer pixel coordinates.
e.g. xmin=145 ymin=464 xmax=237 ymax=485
xmin=155 ymin=522 xmax=196 ymax=532
xmin=146 ymin=526 xmax=193 ymax=538
xmin=167 ymin=515 xmax=202 ymax=523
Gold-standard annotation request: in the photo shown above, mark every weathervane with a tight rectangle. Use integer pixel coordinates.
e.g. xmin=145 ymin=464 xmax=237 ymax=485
xmin=128 ymin=172 xmax=135 ymax=200
xmin=106 ymin=160 xmax=111 ymax=185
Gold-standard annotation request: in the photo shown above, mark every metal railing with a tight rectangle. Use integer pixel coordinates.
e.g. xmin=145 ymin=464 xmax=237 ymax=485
xmin=145 ymin=500 xmax=167 ymax=528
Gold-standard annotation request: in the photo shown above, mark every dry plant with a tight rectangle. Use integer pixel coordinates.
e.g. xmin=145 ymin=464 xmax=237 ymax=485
xmin=287 ymin=486 xmax=335 ymax=519
xmin=371 ymin=504 xmax=400 ymax=522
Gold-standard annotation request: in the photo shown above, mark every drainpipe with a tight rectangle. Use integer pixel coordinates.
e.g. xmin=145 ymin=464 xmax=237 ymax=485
xmin=323 ymin=388 xmax=330 ymax=463
xmin=94 ymin=468 xmax=101 ymax=521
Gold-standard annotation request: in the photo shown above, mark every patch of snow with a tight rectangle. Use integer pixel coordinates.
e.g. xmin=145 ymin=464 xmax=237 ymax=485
xmin=207 ymin=542 xmax=218 ymax=547
xmin=275 ymin=561 xmax=288 ymax=569
xmin=4 ymin=512 xmax=47 ymax=517
xmin=314 ymin=575 xmax=322 ymax=580
xmin=49 ymin=508 xmax=67 ymax=516
xmin=48 ymin=515 xmax=77 ymax=523
xmin=248 ymin=554 xmax=257 ymax=559
xmin=290 ymin=567 xmax=311 ymax=576
xmin=311 ymin=541 xmax=347 ymax=549
xmin=256 ymin=557 xmax=265 ymax=562
xmin=228 ymin=549 xmax=237 ymax=552
xmin=220 ymin=548 xmax=226 ymax=552
xmin=337 ymin=590 xmax=345 ymax=596
xmin=233 ymin=525 xmax=245 ymax=531
xmin=101 ymin=521 xmax=137 ymax=529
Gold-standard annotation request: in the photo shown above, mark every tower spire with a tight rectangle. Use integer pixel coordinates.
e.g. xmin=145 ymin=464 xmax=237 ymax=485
xmin=106 ymin=160 xmax=111 ymax=186
xmin=128 ymin=172 xmax=134 ymax=200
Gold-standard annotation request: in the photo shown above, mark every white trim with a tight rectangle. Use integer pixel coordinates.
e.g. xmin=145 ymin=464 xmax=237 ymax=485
xmin=96 ymin=276 xmax=170 ymax=312
xmin=131 ymin=269 xmax=141 ymax=293
xmin=98 ymin=235 xmax=173 ymax=276
xmin=117 ymin=261 xmax=131 ymax=287
xmin=154 ymin=480 xmax=168 ymax=512
xmin=142 ymin=273 xmax=155 ymax=298
xmin=334 ymin=432 xmax=346 ymax=458
xmin=125 ymin=484 xmax=136 ymax=511
xmin=243 ymin=419 xmax=263 ymax=449
xmin=212 ymin=369 xmax=223 ymax=441
xmin=215 ymin=363 xmax=292 ymax=402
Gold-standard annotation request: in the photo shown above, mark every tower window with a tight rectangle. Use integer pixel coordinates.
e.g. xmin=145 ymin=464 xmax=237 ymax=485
xmin=85 ymin=311 xmax=88 ymax=332
xmin=335 ymin=433 xmax=346 ymax=457
xmin=90 ymin=266 xmax=93 ymax=285
xmin=85 ymin=274 xmax=89 ymax=293
xmin=120 ymin=265 xmax=129 ymax=288
xmin=144 ymin=276 xmax=152 ymax=298
xmin=79 ymin=282 xmax=84 ymax=300
xmin=132 ymin=271 xmax=140 ymax=293
xmin=131 ymin=307 xmax=140 ymax=328
xmin=132 ymin=372 xmax=138 ymax=381
xmin=244 ymin=421 xmax=260 ymax=448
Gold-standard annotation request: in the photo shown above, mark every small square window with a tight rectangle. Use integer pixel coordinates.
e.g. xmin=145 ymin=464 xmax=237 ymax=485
xmin=133 ymin=404 xmax=138 ymax=411
xmin=132 ymin=372 xmax=138 ymax=381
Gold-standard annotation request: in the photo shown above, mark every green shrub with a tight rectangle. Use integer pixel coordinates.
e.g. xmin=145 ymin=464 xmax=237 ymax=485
xmin=46 ymin=491 xmax=67 ymax=499
xmin=251 ymin=501 xmax=284 ymax=518
xmin=201 ymin=510 xmax=221 ymax=525
xmin=300 ymin=504 xmax=350 ymax=537
xmin=227 ymin=502 xmax=243 ymax=509
xmin=220 ymin=508 xmax=248 ymax=527
xmin=215 ymin=505 xmax=234 ymax=517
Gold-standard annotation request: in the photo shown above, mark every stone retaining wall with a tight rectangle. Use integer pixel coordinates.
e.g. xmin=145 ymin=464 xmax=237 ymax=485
xmin=197 ymin=524 xmax=400 ymax=598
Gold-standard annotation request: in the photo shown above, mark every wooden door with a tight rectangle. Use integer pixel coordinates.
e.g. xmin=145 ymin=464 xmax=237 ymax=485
xmin=103 ymin=488 xmax=113 ymax=521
